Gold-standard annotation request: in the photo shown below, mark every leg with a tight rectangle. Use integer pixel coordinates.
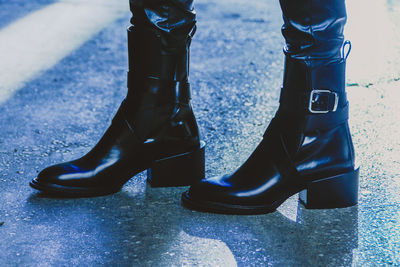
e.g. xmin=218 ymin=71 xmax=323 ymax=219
xmin=30 ymin=0 xmax=205 ymax=196
xmin=182 ymin=0 xmax=358 ymax=214
xmin=280 ymin=0 xmax=347 ymax=62
xmin=129 ymin=0 xmax=196 ymax=37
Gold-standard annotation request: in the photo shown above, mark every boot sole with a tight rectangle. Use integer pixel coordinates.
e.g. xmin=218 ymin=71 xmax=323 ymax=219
xmin=30 ymin=141 xmax=205 ymax=197
xmin=181 ymin=168 xmax=359 ymax=215
xmin=181 ymin=191 xmax=289 ymax=215
xmin=29 ymin=179 xmax=120 ymax=198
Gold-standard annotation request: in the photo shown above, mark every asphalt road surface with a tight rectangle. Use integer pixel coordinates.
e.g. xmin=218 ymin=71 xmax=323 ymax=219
xmin=0 ymin=0 xmax=399 ymax=266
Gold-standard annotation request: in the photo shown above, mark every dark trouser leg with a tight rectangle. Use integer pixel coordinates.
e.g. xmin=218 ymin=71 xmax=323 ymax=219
xmin=129 ymin=0 xmax=196 ymax=46
xmin=182 ymin=0 xmax=358 ymax=214
xmin=280 ymin=0 xmax=346 ymax=63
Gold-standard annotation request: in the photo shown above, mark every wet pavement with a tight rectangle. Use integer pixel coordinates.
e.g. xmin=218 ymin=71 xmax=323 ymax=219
xmin=0 ymin=0 xmax=399 ymax=266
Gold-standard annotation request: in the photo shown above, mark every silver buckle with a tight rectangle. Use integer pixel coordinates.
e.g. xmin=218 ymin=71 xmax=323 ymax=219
xmin=308 ymin=89 xmax=338 ymax=114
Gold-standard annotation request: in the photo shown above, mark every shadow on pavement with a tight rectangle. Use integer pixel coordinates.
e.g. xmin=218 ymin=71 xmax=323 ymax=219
xmin=25 ymin=182 xmax=358 ymax=266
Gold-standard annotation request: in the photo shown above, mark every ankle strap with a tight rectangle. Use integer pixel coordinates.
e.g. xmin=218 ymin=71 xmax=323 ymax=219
xmin=127 ymin=71 xmax=192 ymax=106
xmin=278 ymin=56 xmax=349 ymax=131
xmin=279 ymin=88 xmax=347 ymax=114
xmin=278 ymin=86 xmax=349 ymax=132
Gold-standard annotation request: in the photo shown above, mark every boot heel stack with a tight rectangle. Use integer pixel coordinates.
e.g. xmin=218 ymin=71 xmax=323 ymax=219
xmin=299 ymin=168 xmax=359 ymax=209
xmin=147 ymin=141 xmax=206 ymax=187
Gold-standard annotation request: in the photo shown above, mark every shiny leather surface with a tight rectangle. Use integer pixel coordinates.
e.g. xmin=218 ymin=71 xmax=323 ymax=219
xmin=186 ymin=56 xmax=356 ymax=209
xmin=131 ymin=0 xmax=346 ymax=63
xmin=185 ymin=0 xmax=354 ymax=211
xmin=33 ymin=24 xmax=200 ymax=193
xmin=129 ymin=0 xmax=195 ymax=42
xmin=36 ymin=100 xmax=199 ymax=189
xmin=188 ymin=117 xmax=355 ymax=207
xmin=279 ymin=0 xmax=347 ymax=63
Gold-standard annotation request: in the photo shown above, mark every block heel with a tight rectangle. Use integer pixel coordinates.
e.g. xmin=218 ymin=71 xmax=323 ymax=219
xmin=147 ymin=141 xmax=206 ymax=187
xmin=299 ymin=168 xmax=359 ymax=209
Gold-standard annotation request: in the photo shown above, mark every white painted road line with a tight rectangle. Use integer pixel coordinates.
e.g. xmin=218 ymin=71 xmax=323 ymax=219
xmin=0 ymin=0 xmax=129 ymax=105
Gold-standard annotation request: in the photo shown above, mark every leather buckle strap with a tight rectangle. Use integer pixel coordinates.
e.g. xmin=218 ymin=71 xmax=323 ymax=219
xmin=127 ymin=71 xmax=191 ymax=104
xmin=279 ymin=88 xmax=345 ymax=115
xmin=127 ymin=71 xmax=177 ymax=91
xmin=308 ymin=89 xmax=338 ymax=114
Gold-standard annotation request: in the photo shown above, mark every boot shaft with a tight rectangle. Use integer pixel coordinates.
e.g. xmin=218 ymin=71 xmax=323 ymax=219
xmin=273 ymin=52 xmax=355 ymax=176
xmin=126 ymin=25 xmax=195 ymax=108
xmin=127 ymin=24 xmax=194 ymax=81
xmin=123 ymin=24 xmax=200 ymax=144
xmin=278 ymin=51 xmax=351 ymax=133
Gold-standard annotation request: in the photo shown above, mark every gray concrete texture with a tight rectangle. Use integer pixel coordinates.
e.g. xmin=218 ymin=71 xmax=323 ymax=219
xmin=0 ymin=0 xmax=399 ymax=266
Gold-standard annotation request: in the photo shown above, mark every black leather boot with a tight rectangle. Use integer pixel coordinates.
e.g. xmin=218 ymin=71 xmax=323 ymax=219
xmin=30 ymin=25 xmax=205 ymax=197
xmin=182 ymin=0 xmax=357 ymax=215
xmin=182 ymin=53 xmax=358 ymax=214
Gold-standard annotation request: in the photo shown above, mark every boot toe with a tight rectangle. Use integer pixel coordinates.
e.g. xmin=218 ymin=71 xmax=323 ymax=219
xmin=185 ymin=175 xmax=236 ymax=204
xmin=183 ymin=174 xmax=283 ymax=214
xmin=32 ymin=162 xmax=93 ymax=190
xmin=35 ymin=163 xmax=76 ymax=185
xmin=30 ymin=163 xmax=117 ymax=197
xmin=35 ymin=164 xmax=64 ymax=185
